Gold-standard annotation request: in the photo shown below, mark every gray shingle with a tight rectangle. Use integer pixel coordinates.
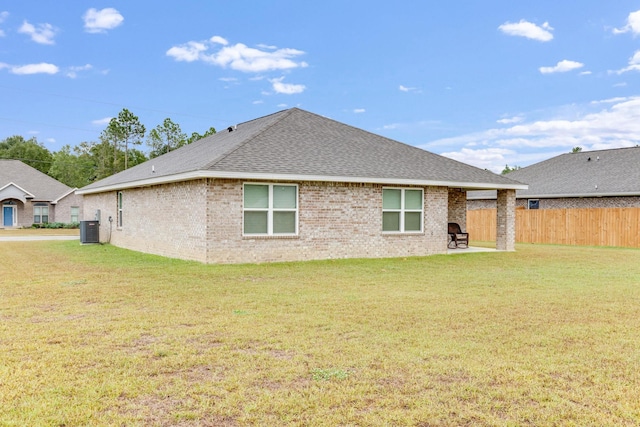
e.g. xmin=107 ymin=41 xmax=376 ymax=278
xmin=80 ymin=108 xmax=523 ymax=192
xmin=0 ymin=160 xmax=72 ymax=201
xmin=468 ymin=146 xmax=640 ymax=199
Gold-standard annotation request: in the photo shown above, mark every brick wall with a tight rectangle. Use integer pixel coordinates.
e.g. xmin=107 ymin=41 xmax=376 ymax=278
xmin=448 ymin=188 xmax=467 ymax=229
xmin=207 ymin=181 xmax=450 ymax=263
xmin=53 ymin=192 xmax=83 ymax=223
xmin=84 ymin=179 xmax=452 ymax=264
xmin=83 ymin=180 xmax=209 ymax=262
xmin=496 ymin=189 xmax=516 ymax=251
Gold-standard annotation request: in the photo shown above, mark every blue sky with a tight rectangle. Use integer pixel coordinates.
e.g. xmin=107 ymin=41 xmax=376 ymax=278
xmin=2 ymin=1 xmax=640 ymax=173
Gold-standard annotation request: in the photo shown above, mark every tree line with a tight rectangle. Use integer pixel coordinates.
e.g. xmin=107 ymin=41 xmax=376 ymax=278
xmin=0 ymin=108 xmax=216 ymax=188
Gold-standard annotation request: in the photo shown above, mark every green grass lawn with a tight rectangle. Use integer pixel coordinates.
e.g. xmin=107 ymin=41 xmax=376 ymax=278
xmin=1 ymin=242 xmax=639 ymax=426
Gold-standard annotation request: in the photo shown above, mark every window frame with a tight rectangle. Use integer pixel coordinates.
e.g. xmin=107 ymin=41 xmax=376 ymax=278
xmin=382 ymin=187 xmax=424 ymax=233
xmin=117 ymin=191 xmax=123 ymax=228
xmin=33 ymin=204 xmax=49 ymax=224
xmin=243 ymin=183 xmax=298 ymax=236
xmin=70 ymin=206 xmax=79 ymax=223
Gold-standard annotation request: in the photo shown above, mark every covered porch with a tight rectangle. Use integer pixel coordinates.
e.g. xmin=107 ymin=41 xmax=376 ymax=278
xmin=447 ymin=187 xmax=517 ymax=251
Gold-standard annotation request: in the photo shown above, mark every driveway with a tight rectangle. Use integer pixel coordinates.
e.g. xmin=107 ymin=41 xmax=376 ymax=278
xmin=0 ymin=235 xmax=79 ymax=241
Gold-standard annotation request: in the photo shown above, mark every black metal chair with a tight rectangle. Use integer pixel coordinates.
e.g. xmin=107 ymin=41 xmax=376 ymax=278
xmin=448 ymin=222 xmax=469 ymax=249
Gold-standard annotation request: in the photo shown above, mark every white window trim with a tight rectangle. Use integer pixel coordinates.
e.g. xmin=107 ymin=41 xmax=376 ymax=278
xmin=382 ymin=187 xmax=424 ymax=233
xmin=33 ymin=205 xmax=49 ymax=224
xmin=117 ymin=191 xmax=123 ymax=228
xmin=243 ymin=183 xmax=298 ymax=236
xmin=70 ymin=206 xmax=79 ymax=223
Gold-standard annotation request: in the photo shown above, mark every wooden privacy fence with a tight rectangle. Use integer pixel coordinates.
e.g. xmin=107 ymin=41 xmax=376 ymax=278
xmin=467 ymin=207 xmax=640 ymax=248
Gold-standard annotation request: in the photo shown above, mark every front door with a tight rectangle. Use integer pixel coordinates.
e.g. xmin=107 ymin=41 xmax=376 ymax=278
xmin=3 ymin=206 xmax=16 ymax=227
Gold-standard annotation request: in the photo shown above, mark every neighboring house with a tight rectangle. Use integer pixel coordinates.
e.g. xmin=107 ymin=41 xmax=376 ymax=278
xmin=468 ymin=147 xmax=640 ymax=209
xmin=77 ymin=108 xmax=526 ymax=264
xmin=0 ymin=159 xmax=83 ymax=228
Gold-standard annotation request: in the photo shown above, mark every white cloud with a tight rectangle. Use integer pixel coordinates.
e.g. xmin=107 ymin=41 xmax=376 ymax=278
xmin=166 ymin=41 xmax=207 ymax=62
xmin=611 ymin=50 xmax=640 ymax=74
xmin=613 ymin=10 xmax=640 ymax=35
xmin=353 ymin=108 xmax=365 ymax=113
xmin=65 ymin=64 xmax=92 ymax=78
xmin=10 ymin=63 xmax=59 ymax=75
xmin=83 ymin=8 xmax=124 ymax=33
xmin=399 ymin=85 xmax=421 ymax=93
xmin=539 ymin=60 xmax=584 ymax=74
xmin=270 ymin=77 xmax=305 ymax=94
xmin=497 ymin=116 xmax=523 ymax=124
xmin=590 ymin=97 xmax=628 ymax=105
xmin=210 ymin=36 xmax=228 ymax=45
xmin=92 ymin=117 xmax=112 ymax=125
xmin=0 ymin=11 xmax=9 ymax=37
xmin=441 ymin=147 xmax=517 ymax=172
xmin=498 ymin=20 xmax=554 ymax=41
xmin=18 ymin=20 xmax=57 ymax=44
xmin=425 ymin=97 xmax=640 ymax=172
xmin=167 ymin=36 xmax=308 ymax=73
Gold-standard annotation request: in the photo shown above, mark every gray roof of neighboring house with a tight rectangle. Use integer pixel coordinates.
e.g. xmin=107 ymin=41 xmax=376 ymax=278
xmin=0 ymin=159 xmax=73 ymax=202
xmin=79 ymin=108 xmax=525 ymax=194
xmin=468 ymin=146 xmax=640 ymax=200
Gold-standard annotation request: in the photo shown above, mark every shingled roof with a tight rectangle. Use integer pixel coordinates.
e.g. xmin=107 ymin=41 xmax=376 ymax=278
xmin=468 ymin=146 xmax=640 ymax=200
xmin=78 ymin=108 xmax=525 ymax=194
xmin=0 ymin=159 xmax=74 ymax=202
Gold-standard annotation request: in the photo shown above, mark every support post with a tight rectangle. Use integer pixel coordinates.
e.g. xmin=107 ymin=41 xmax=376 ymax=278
xmin=496 ymin=189 xmax=516 ymax=251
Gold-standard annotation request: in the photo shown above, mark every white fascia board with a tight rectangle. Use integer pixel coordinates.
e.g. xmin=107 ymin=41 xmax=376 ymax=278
xmin=522 ymin=192 xmax=640 ymax=199
xmin=76 ymin=171 xmax=528 ymax=195
xmin=469 ymin=191 xmax=640 ymax=200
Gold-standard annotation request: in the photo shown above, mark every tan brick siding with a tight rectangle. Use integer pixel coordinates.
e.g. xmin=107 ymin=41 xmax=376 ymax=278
xmin=53 ymin=193 xmax=83 ymax=223
xmin=448 ymin=188 xmax=467 ymax=229
xmin=496 ymin=189 xmax=516 ymax=251
xmin=84 ymin=179 xmax=452 ymax=264
xmin=83 ymin=180 xmax=209 ymax=262
xmin=207 ymin=181 xmax=449 ymax=264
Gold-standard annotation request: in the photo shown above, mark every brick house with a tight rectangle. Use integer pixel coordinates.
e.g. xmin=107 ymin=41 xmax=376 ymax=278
xmin=0 ymin=159 xmax=83 ymax=228
xmin=468 ymin=147 xmax=640 ymax=210
xmin=77 ymin=108 xmax=525 ymax=264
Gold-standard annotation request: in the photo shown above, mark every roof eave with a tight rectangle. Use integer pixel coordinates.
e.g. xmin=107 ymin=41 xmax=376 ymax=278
xmin=76 ymin=171 xmax=528 ymax=195
xmin=468 ymin=191 xmax=640 ymax=200
xmin=52 ymin=188 xmax=79 ymax=204
xmin=522 ymin=191 xmax=640 ymax=199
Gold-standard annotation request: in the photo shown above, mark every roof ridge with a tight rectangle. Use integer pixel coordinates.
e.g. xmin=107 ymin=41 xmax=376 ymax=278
xmin=570 ymin=146 xmax=640 ymax=155
xmin=202 ymin=109 xmax=295 ymax=170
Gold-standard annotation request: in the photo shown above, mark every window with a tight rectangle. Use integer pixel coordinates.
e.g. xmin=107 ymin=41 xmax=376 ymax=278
xmin=528 ymin=199 xmax=540 ymax=210
xmin=117 ymin=192 xmax=123 ymax=227
xmin=70 ymin=206 xmax=79 ymax=223
xmin=243 ymin=183 xmax=297 ymax=235
xmin=33 ymin=205 xmax=49 ymax=224
xmin=382 ymin=188 xmax=423 ymax=233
